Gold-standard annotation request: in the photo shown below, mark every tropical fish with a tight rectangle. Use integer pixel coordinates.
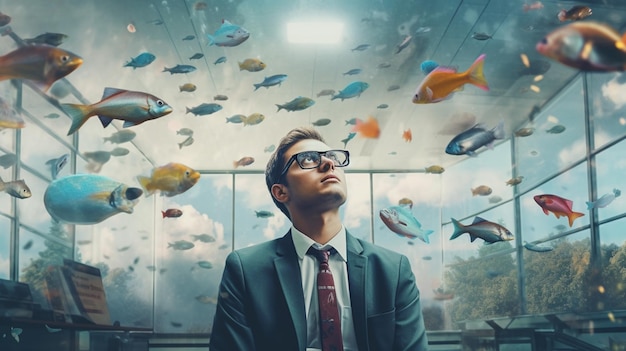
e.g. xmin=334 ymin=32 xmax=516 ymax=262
xmin=536 ymin=21 xmax=626 ymax=72
xmin=558 ymin=5 xmax=592 ymax=22
xmin=234 ymin=156 xmax=254 ymax=168
xmin=425 ymin=165 xmax=445 ymax=174
xmin=445 ymin=121 xmax=505 ymax=156
xmin=586 ymin=189 xmax=621 ymax=209
xmin=316 ymin=89 xmax=335 ymax=97
xmin=0 ymin=45 xmax=83 ymax=91
xmin=197 ymin=261 xmax=213 ymax=269
xmin=412 ymin=54 xmax=489 ymax=103
xmin=351 ymin=44 xmax=370 ymax=52
xmin=0 ymin=154 xmax=16 ymax=169
xmin=420 ymin=60 xmax=439 ymax=75
xmin=162 ymin=208 xmax=183 ymax=218
xmin=472 ymin=32 xmax=492 ymax=40
xmin=63 ymin=88 xmax=172 ymax=135
xmin=163 ymin=64 xmax=196 ymax=74
xmin=124 ymin=53 xmax=156 ymax=69
xmin=241 ymin=113 xmax=263 ymax=125
xmin=168 ymin=240 xmax=194 ymax=250
xmin=0 ymin=96 xmax=24 ymax=129
xmin=396 ymin=35 xmax=412 ymax=54
xmin=110 ymin=147 xmax=130 ymax=156
xmin=226 ymin=114 xmax=246 ymax=124
xmin=24 ymin=32 xmax=68 ymax=46
xmin=402 ymin=129 xmax=412 ymax=142
xmin=182 ymin=35 xmax=195 ymax=41
xmin=186 ymin=103 xmax=222 ymax=116
xmin=523 ymin=241 xmax=554 ymax=252
xmin=533 ymin=194 xmax=585 ymax=227
xmin=341 ymin=132 xmax=357 ymax=148
xmin=103 ymin=130 xmax=136 ymax=144
xmin=377 ymin=104 xmax=389 ymax=109
xmin=136 ymin=162 xmax=200 ymax=197
xmin=255 ymin=210 xmax=274 ymax=218
xmin=471 ymin=185 xmax=492 ymax=196
xmin=45 ymin=153 xmax=69 ymax=180
xmin=213 ymin=94 xmax=228 ymax=101
xmin=179 ymin=83 xmax=197 ymax=92
xmin=332 ymin=81 xmax=369 ymax=101
xmin=0 ymin=177 xmax=31 ymax=199
xmin=380 ymin=205 xmax=434 ymax=243
xmin=449 ymin=216 xmax=514 ymax=243
xmin=343 ymin=68 xmax=362 ymax=76
xmin=352 ymin=116 xmax=380 ymax=138
xmin=176 ymin=128 xmax=193 ymax=136
xmin=276 ymin=97 xmax=315 ymax=112
xmin=178 ymin=136 xmax=194 ymax=149
xmin=238 ymin=58 xmax=266 ymax=72
xmin=207 ymin=19 xmax=250 ymax=47
xmin=189 ymin=53 xmax=204 ymax=60
xmin=312 ymin=118 xmax=331 ymax=126
xmin=43 ymin=174 xmax=142 ymax=224
xmin=214 ymin=56 xmax=227 ymax=64
xmin=506 ymin=176 xmax=524 ymax=186
xmin=546 ymin=125 xmax=566 ymax=134
xmin=253 ymin=74 xmax=287 ymax=90
xmin=191 ymin=233 xmax=215 ymax=242
xmin=345 ymin=118 xmax=358 ymax=126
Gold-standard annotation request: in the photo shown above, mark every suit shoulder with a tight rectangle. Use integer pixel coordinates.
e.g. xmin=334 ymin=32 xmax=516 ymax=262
xmin=357 ymin=238 xmax=407 ymax=263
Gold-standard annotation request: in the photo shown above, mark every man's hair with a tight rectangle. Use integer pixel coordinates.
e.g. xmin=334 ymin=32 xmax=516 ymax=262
xmin=265 ymin=126 xmax=326 ymax=219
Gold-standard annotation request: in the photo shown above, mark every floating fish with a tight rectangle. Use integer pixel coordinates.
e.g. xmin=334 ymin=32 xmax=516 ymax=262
xmin=546 ymin=125 xmax=566 ymax=134
xmin=238 ymin=58 xmax=266 ymax=72
xmin=24 ymin=32 xmax=68 ymax=46
xmin=162 ymin=208 xmax=183 ymax=218
xmin=523 ymin=241 xmax=554 ymax=252
xmin=191 ymin=233 xmax=215 ymax=242
xmin=176 ymin=128 xmax=194 ymax=136
xmin=44 ymin=174 xmax=142 ymax=224
xmin=22 ymin=239 xmax=33 ymax=250
xmin=523 ymin=1 xmax=544 ymax=12
xmin=186 ymin=103 xmax=222 ymax=116
xmin=377 ymin=104 xmax=389 ymax=109
xmin=445 ymin=121 xmax=505 ymax=156
xmin=276 ymin=96 xmax=315 ymax=112
xmin=214 ymin=56 xmax=227 ymax=64
xmin=226 ymin=114 xmax=246 ymax=124
xmin=345 ymin=118 xmax=358 ymax=126
xmin=586 ymin=189 xmax=620 ymax=209
xmin=533 ymin=194 xmax=585 ymax=227
xmin=163 ymin=64 xmax=196 ymax=74
xmin=558 ymin=5 xmax=592 ymax=22
xmin=8 ymin=327 xmax=22 ymax=342
xmin=515 ymin=127 xmax=535 ymax=137
xmin=253 ymin=74 xmax=287 ymax=90
xmin=242 ymin=113 xmax=265 ymax=126
xmin=0 ymin=45 xmax=83 ymax=91
xmin=488 ymin=195 xmax=502 ymax=203
xmin=213 ymin=94 xmax=228 ymax=101
xmin=104 ymin=130 xmax=136 ymax=144
xmin=0 ymin=96 xmax=24 ymax=129
xmin=136 ymin=162 xmax=200 ymax=197
xmin=234 ymin=156 xmax=255 ymax=168
xmin=352 ymin=116 xmax=380 ymax=138
xmin=402 ymin=129 xmax=412 ymax=142
xmin=255 ymin=210 xmax=274 ymax=218
xmin=341 ymin=132 xmax=357 ymax=148
xmin=450 ymin=216 xmax=514 ymax=243
xmin=63 ymin=88 xmax=172 ymax=135
xmin=0 ymin=153 xmax=16 ymax=169
xmin=506 ymin=176 xmax=524 ymax=186
xmin=343 ymin=68 xmax=362 ymax=76
xmin=43 ymin=113 xmax=60 ymax=119
xmin=178 ymin=136 xmax=194 ymax=149
xmin=351 ymin=44 xmax=370 ymax=52
xmin=312 ymin=118 xmax=331 ymax=126
xmin=189 ymin=53 xmax=204 ymax=60
xmin=45 ymin=153 xmax=69 ymax=180
xmin=110 ymin=147 xmax=130 ymax=156
xmin=124 ymin=52 xmax=156 ymax=69
xmin=332 ymin=81 xmax=369 ymax=101
xmin=197 ymin=261 xmax=213 ymax=269
xmin=179 ymin=83 xmax=197 ymax=92
xmin=316 ymin=89 xmax=335 ymax=97
xmin=168 ymin=240 xmax=194 ymax=250
xmin=472 ymin=32 xmax=492 ymax=40
xmin=413 ymin=54 xmax=489 ymax=103
xmin=471 ymin=185 xmax=492 ymax=196
xmin=425 ymin=165 xmax=445 ymax=174
xmin=207 ymin=19 xmax=250 ymax=47
xmin=380 ymin=206 xmax=434 ymax=243
xmin=0 ymin=176 xmax=31 ymax=199
xmin=396 ymin=35 xmax=412 ymax=54
xmin=182 ymin=35 xmax=195 ymax=41
xmin=536 ymin=21 xmax=626 ymax=72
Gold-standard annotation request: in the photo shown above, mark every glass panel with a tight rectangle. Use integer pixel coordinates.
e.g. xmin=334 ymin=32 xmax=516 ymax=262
xmin=0 ymin=215 xmax=11 ymax=279
xmin=342 ymin=173 xmax=372 ymax=243
xmin=17 ymin=169 xmax=54 ymax=234
xmin=598 ymin=217 xmax=626 ymax=311
xmin=19 ymin=118 xmax=72 ymax=182
xmin=588 ymin=72 xmax=626 ymax=151
xmin=593 ymin=139 xmax=626 ymax=221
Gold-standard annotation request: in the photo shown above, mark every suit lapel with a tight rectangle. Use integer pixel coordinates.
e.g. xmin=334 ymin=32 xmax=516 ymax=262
xmin=274 ymin=232 xmax=307 ymax=350
xmin=347 ymin=233 xmax=368 ymax=351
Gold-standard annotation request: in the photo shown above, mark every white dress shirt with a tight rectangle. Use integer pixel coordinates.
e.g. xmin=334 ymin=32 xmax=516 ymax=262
xmin=291 ymin=226 xmax=358 ymax=351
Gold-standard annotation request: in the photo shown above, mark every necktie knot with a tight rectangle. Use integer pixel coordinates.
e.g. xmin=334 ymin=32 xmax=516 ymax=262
xmin=307 ymin=247 xmax=333 ymax=264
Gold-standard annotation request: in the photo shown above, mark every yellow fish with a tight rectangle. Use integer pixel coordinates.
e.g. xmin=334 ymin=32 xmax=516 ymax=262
xmin=412 ymin=54 xmax=488 ymax=104
xmin=238 ymin=58 xmax=266 ymax=72
xmin=136 ymin=163 xmax=200 ymax=197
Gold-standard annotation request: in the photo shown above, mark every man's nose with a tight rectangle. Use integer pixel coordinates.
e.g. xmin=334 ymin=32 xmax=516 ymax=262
xmin=318 ymin=156 xmax=335 ymax=171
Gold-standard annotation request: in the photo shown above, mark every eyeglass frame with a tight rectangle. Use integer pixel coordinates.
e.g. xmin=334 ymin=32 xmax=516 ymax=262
xmin=277 ymin=149 xmax=350 ymax=182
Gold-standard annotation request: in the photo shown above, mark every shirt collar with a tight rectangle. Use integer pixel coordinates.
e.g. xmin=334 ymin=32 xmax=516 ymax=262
xmin=291 ymin=225 xmax=347 ymax=262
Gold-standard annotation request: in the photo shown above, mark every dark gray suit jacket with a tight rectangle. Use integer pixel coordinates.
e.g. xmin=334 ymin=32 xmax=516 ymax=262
xmin=210 ymin=231 xmax=428 ymax=350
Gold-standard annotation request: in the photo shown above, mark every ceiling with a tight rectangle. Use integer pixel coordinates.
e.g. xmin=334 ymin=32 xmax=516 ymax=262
xmin=5 ymin=0 xmax=626 ymax=174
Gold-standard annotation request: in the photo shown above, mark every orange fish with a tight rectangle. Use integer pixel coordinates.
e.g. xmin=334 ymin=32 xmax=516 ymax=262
xmin=412 ymin=54 xmax=489 ymax=104
xmin=234 ymin=156 xmax=255 ymax=168
xmin=402 ymin=129 xmax=412 ymax=142
xmin=523 ymin=1 xmax=544 ymax=12
xmin=0 ymin=45 xmax=83 ymax=91
xmin=352 ymin=116 xmax=380 ymax=138
xmin=533 ymin=194 xmax=585 ymax=227
xmin=137 ymin=163 xmax=200 ymax=197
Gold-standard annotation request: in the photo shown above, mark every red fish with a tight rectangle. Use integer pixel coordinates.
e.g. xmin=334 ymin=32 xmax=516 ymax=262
xmin=558 ymin=5 xmax=592 ymax=22
xmin=162 ymin=208 xmax=183 ymax=218
xmin=533 ymin=194 xmax=585 ymax=227
xmin=0 ymin=45 xmax=83 ymax=91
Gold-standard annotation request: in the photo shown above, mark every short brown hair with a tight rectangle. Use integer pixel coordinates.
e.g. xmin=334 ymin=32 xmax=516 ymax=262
xmin=265 ymin=126 xmax=326 ymax=219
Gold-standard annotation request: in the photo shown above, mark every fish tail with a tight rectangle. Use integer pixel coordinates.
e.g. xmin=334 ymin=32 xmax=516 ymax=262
xmin=467 ymin=54 xmax=489 ymax=91
xmin=233 ymin=161 xmax=240 ymax=168
xmin=586 ymin=201 xmax=594 ymax=210
xmin=162 ymin=211 xmax=167 ymax=218
xmin=253 ymin=83 xmax=261 ymax=91
xmin=423 ymin=230 xmax=434 ymax=244
xmin=275 ymin=104 xmax=283 ymax=112
xmin=207 ymin=35 xmax=215 ymax=46
xmin=136 ymin=176 xmax=154 ymax=197
xmin=238 ymin=62 xmax=244 ymax=71
xmin=63 ymin=103 xmax=92 ymax=135
xmin=449 ymin=218 xmax=465 ymax=240
xmin=567 ymin=211 xmax=585 ymax=227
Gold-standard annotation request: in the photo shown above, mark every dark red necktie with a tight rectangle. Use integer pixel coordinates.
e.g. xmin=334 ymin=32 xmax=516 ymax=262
xmin=308 ymin=247 xmax=344 ymax=351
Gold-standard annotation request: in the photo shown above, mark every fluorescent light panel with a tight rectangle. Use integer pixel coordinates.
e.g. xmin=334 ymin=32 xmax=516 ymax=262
xmin=287 ymin=21 xmax=343 ymax=44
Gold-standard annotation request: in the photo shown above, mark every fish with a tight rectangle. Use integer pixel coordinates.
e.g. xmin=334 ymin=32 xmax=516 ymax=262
xmin=214 ymin=56 xmax=227 ymax=64
xmin=449 ymin=216 xmax=514 ymax=243
xmin=176 ymin=128 xmax=194 ymax=136
xmin=45 ymin=153 xmax=69 ymax=180
xmin=0 ymin=45 xmax=83 ymax=91
xmin=533 ymin=194 xmax=585 ymax=227
xmin=0 ymin=153 xmax=16 ymax=169
xmin=168 ymin=240 xmax=194 ymax=250
xmin=182 ymin=35 xmax=195 ymax=41
xmin=186 ymin=103 xmax=222 ymax=116
xmin=412 ymin=54 xmax=489 ymax=104
xmin=253 ymin=74 xmax=287 ymax=90
xmin=523 ymin=1 xmax=544 ymax=12
xmin=234 ymin=156 xmax=255 ymax=168
xmin=420 ymin=60 xmax=440 ymax=75
xmin=0 ymin=96 xmax=24 ymax=129
xmin=471 ymin=185 xmax=492 ymax=196
xmin=398 ymin=198 xmax=413 ymax=209
xmin=179 ymin=83 xmax=197 ymax=92
xmin=44 ymin=113 xmax=60 ymax=119
xmin=316 ymin=89 xmax=335 ymax=97
xmin=345 ymin=118 xmax=358 ymax=126
xmin=207 ymin=19 xmax=250 ymax=47
xmin=24 ymin=32 xmax=68 ymax=46
xmin=472 ymin=32 xmax=492 ymax=40
xmin=0 ymin=176 xmax=31 ymax=199
xmin=63 ymin=88 xmax=173 ymax=135
xmin=312 ymin=118 xmax=331 ymax=126
xmin=255 ymin=210 xmax=274 ymax=218
xmin=351 ymin=44 xmax=370 ymax=52
xmin=488 ymin=195 xmax=502 ymax=203
xmin=264 ymin=145 xmax=275 ymax=153
xmin=84 ymin=151 xmax=112 ymax=173
xmin=189 ymin=53 xmax=204 ymax=60
xmin=178 ymin=136 xmax=194 ymax=149
xmin=163 ymin=64 xmax=196 ymax=74
xmin=43 ymin=174 xmax=142 ymax=224
xmin=332 ymin=81 xmax=370 ymax=101
xmin=343 ymin=68 xmax=362 ymax=76
xmin=515 ymin=127 xmax=535 ymax=137
xmin=536 ymin=22 xmax=626 ymax=72
xmin=445 ymin=121 xmax=505 ymax=156
xmin=124 ymin=53 xmax=156 ymax=69
xmin=506 ymin=176 xmax=524 ymax=186
xmin=226 ymin=114 xmax=246 ymax=124
xmin=213 ymin=94 xmax=228 ymax=101
xmin=162 ymin=208 xmax=183 ymax=218
xmin=197 ymin=261 xmax=213 ymax=269
xmin=352 ymin=116 xmax=380 ymax=138
xmin=558 ymin=5 xmax=592 ymax=22
xmin=402 ymin=129 xmax=412 ymax=142
xmin=379 ymin=206 xmax=434 ymax=243
xmin=586 ymin=189 xmax=621 ymax=209
xmin=425 ymin=165 xmax=445 ymax=174
xmin=523 ymin=241 xmax=554 ymax=252
xmin=341 ymin=132 xmax=357 ymax=148
xmin=377 ymin=104 xmax=389 ymax=109
xmin=396 ymin=35 xmax=412 ymax=54
xmin=136 ymin=162 xmax=200 ymax=197
xmin=238 ymin=58 xmax=266 ymax=72
xmin=546 ymin=125 xmax=566 ymax=134
xmin=191 ymin=233 xmax=215 ymax=242
xmin=276 ymin=97 xmax=315 ymax=112
xmin=110 ymin=147 xmax=130 ymax=156
xmin=103 ymin=130 xmax=136 ymax=144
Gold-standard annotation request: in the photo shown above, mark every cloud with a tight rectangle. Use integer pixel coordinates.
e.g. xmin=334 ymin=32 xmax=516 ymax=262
xmin=601 ymin=75 xmax=626 ymax=109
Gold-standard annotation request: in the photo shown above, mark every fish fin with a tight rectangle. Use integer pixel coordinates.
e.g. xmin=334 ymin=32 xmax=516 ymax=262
xmin=98 ymin=116 xmax=114 ymax=128
xmin=472 ymin=216 xmax=487 ymax=224
xmin=431 ymin=66 xmax=457 ymax=74
xmin=162 ymin=211 xmax=167 ymax=218
xmin=423 ymin=230 xmax=434 ymax=244
xmin=467 ymin=54 xmax=489 ymax=91
xmin=586 ymin=201 xmax=594 ymax=210
xmin=102 ymin=87 xmax=126 ymax=100
xmin=275 ymin=104 xmax=283 ymax=112
xmin=136 ymin=176 xmax=154 ymax=197
xmin=63 ymin=103 xmax=91 ymax=135
xmin=206 ymin=35 xmax=215 ymax=46
xmin=123 ymin=120 xmax=139 ymax=128
xmin=567 ymin=211 xmax=585 ymax=227
xmin=542 ymin=207 xmax=549 ymax=215
xmin=253 ymin=83 xmax=261 ymax=91
xmin=470 ymin=234 xmax=478 ymax=242
xmin=466 ymin=151 xmax=478 ymax=157
xmin=449 ymin=218 xmax=465 ymax=240
xmin=425 ymin=87 xmax=434 ymax=101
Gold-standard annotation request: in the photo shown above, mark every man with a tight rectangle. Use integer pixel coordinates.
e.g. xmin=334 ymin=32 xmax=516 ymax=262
xmin=210 ymin=127 xmax=428 ymax=351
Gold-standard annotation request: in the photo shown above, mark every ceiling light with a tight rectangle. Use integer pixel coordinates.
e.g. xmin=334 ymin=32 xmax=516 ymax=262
xmin=287 ymin=21 xmax=343 ymax=44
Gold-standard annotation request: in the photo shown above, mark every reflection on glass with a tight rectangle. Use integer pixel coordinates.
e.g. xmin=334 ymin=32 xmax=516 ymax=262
xmin=593 ymin=139 xmax=626 ymax=222
xmin=588 ymin=73 xmax=626 ymax=151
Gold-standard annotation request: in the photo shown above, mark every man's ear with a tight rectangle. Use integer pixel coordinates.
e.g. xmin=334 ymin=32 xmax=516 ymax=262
xmin=271 ymin=184 xmax=289 ymax=203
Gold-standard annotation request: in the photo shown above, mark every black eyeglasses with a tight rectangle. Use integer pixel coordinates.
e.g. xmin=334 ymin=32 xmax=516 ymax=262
xmin=278 ymin=150 xmax=350 ymax=181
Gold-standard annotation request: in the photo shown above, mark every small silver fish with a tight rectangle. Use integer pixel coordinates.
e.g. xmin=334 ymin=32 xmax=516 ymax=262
xmin=110 ymin=147 xmax=130 ymax=156
xmin=168 ymin=240 xmax=195 ymax=250
xmin=0 ymin=176 xmax=31 ymax=199
xmin=176 ymin=128 xmax=194 ymax=136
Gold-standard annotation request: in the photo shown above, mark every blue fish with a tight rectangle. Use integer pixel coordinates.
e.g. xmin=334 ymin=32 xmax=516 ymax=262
xmin=214 ymin=56 xmax=227 ymax=65
xmin=45 ymin=153 xmax=69 ymax=180
xmin=207 ymin=20 xmax=250 ymax=47
xmin=276 ymin=96 xmax=315 ymax=112
xmin=186 ymin=103 xmax=222 ymax=116
xmin=163 ymin=64 xmax=196 ymax=74
xmin=341 ymin=132 xmax=356 ymax=148
xmin=124 ymin=52 xmax=156 ymax=69
xmin=332 ymin=81 xmax=369 ymax=101
xmin=43 ymin=174 xmax=143 ymax=225
xmin=380 ymin=206 xmax=434 ymax=243
xmin=343 ymin=68 xmax=362 ymax=76
xmin=253 ymin=74 xmax=287 ymax=91
xmin=189 ymin=53 xmax=204 ymax=60
xmin=445 ymin=121 xmax=505 ymax=157
xmin=420 ymin=60 xmax=439 ymax=74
